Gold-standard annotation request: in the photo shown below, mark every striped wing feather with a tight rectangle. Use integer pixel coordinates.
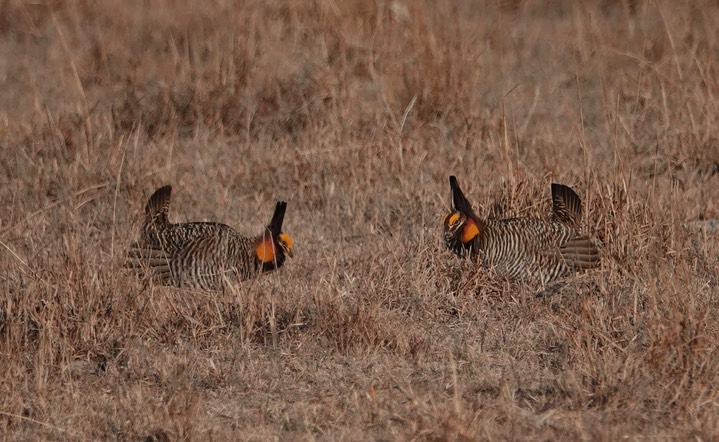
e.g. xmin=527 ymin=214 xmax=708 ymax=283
xmin=558 ymin=236 xmax=599 ymax=269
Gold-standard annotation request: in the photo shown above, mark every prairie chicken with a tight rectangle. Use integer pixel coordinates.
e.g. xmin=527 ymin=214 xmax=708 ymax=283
xmin=128 ymin=185 xmax=293 ymax=291
xmin=442 ymin=176 xmax=599 ymax=284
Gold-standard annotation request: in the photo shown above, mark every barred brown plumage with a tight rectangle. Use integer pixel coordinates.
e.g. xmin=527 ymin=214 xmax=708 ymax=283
xmin=443 ymin=176 xmax=599 ymax=285
xmin=127 ymin=185 xmax=293 ymax=291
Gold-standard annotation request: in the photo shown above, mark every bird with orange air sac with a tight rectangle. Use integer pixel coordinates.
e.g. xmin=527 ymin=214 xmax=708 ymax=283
xmin=442 ymin=176 xmax=599 ymax=285
xmin=127 ymin=185 xmax=293 ymax=291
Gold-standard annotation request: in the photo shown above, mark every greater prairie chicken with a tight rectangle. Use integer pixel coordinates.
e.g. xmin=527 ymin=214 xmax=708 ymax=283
xmin=128 ymin=185 xmax=293 ymax=291
xmin=443 ymin=176 xmax=599 ymax=284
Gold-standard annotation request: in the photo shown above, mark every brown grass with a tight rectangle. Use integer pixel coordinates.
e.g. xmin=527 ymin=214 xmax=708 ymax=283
xmin=1 ymin=0 xmax=718 ymax=439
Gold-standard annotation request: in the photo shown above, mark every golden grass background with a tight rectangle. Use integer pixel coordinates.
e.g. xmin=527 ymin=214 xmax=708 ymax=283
xmin=1 ymin=0 xmax=718 ymax=439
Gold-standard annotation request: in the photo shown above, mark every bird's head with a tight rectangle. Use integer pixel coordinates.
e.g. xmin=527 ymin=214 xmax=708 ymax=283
xmin=443 ymin=176 xmax=483 ymax=257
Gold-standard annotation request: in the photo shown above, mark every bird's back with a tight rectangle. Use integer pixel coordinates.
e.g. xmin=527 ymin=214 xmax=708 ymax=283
xmin=142 ymin=220 xmax=237 ymax=254
xmin=478 ymin=216 xmax=598 ymax=283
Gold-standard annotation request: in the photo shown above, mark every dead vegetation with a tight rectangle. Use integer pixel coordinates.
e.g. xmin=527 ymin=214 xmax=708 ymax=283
xmin=1 ymin=0 xmax=718 ymax=439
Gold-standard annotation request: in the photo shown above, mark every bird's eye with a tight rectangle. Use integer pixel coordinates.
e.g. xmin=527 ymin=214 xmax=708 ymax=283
xmin=446 ymin=213 xmax=461 ymax=227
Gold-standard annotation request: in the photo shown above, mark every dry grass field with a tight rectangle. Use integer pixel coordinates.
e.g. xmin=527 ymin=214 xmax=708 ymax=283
xmin=1 ymin=0 xmax=718 ymax=439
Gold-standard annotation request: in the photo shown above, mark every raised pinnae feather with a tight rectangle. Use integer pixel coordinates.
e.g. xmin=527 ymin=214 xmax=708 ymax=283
xmin=267 ymin=201 xmax=287 ymax=237
xmin=449 ymin=176 xmax=481 ymax=220
xmin=551 ymin=183 xmax=583 ymax=228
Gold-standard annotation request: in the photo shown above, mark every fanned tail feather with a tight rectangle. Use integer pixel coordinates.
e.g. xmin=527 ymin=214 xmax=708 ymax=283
xmin=551 ymin=183 xmax=583 ymax=227
xmin=145 ymin=185 xmax=172 ymax=227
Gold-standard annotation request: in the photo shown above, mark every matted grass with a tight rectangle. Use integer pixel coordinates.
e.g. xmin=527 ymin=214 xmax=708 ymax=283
xmin=1 ymin=0 xmax=718 ymax=439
